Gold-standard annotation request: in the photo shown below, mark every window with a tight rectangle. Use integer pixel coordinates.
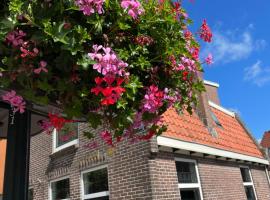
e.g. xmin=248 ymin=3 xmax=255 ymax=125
xmin=28 ymin=188 xmax=34 ymax=200
xmin=210 ymin=110 xmax=222 ymax=127
xmin=81 ymin=166 xmax=109 ymax=200
xmin=240 ymin=167 xmax=257 ymax=200
xmin=53 ymin=123 xmax=78 ymax=153
xmin=176 ymin=158 xmax=203 ymax=200
xmin=50 ymin=177 xmax=70 ymax=200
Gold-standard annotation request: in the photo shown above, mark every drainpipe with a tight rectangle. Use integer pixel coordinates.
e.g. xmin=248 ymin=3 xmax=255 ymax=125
xmin=265 ymin=166 xmax=270 ymax=186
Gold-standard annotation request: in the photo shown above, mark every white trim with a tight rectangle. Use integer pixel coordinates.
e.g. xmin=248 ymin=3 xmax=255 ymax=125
xmin=52 ymin=127 xmax=79 ymax=153
xmin=80 ymin=165 xmax=109 ymax=200
xmin=157 ymin=136 xmax=269 ymax=165
xmin=240 ymin=166 xmax=258 ymax=200
xmin=208 ymin=101 xmax=235 ymax=117
xmin=175 ymin=158 xmax=203 ymax=200
xmin=203 ymin=80 xmax=219 ymax=88
xmin=49 ymin=176 xmax=70 ymax=200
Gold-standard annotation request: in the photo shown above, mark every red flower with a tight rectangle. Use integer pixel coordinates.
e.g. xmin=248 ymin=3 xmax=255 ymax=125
xmin=91 ymin=76 xmax=126 ymax=106
xmin=199 ymin=20 xmax=212 ymax=42
xmin=138 ymin=130 xmax=155 ymax=140
xmin=48 ymin=113 xmax=75 ymax=131
xmin=184 ymin=30 xmax=193 ymax=40
xmin=100 ymin=130 xmax=114 ymax=146
xmin=182 ymin=71 xmax=189 ymax=81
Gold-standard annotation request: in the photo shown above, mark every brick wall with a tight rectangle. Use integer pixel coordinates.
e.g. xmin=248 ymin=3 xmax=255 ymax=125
xmin=29 ymin=125 xmax=270 ymax=200
xmin=205 ymin=84 xmax=220 ymax=105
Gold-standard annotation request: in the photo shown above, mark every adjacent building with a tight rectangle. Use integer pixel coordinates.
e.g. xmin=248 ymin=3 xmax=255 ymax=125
xmin=29 ymin=80 xmax=270 ymax=200
xmin=0 ymin=139 xmax=6 ymax=200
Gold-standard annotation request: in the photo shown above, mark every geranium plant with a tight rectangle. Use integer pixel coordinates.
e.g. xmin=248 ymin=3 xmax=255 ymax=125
xmin=0 ymin=0 xmax=212 ymax=146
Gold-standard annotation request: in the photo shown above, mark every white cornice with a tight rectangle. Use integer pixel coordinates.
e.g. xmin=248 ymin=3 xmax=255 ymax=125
xmin=157 ymin=136 xmax=269 ymax=165
xmin=204 ymin=80 xmax=220 ymax=88
xmin=208 ymin=101 xmax=235 ymax=117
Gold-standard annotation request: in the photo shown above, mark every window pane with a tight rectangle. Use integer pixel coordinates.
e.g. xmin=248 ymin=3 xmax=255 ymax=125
xmin=28 ymin=188 xmax=33 ymax=200
xmin=56 ymin=123 xmax=78 ymax=148
xmin=245 ymin=186 xmax=256 ymax=200
xmin=51 ymin=179 xmax=70 ymax=200
xmin=240 ymin=168 xmax=251 ymax=182
xmin=180 ymin=188 xmax=201 ymax=200
xmin=85 ymin=197 xmax=109 ymax=200
xmin=83 ymin=168 xmax=108 ymax=195
xmin=176 ymin=161 xmax=198 ymax=183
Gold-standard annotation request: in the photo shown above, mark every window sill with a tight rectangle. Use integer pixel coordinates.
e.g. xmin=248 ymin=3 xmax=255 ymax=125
xmin=50 ymin=140 xmax=79 ymax=159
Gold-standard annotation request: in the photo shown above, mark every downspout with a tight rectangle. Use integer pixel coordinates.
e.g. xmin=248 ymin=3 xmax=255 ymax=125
xmin=265 ymin=166 xmax=270 ymax=186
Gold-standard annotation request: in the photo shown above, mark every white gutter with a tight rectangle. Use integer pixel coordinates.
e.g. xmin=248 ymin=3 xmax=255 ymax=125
xmin=157 ymin=136 xmax=269 ymax=165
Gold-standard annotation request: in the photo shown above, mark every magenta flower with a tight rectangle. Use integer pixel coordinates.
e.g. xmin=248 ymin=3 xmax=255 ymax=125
xmin=75 ymin=0 xmax=105 ymax=16
xmin=177 ymin=56 xmax=197 ymax=72
xmin=34 ymin=61 xmax=48 ymax=74
xmin=2 ymin=90 xmax=26 ymax=113
xmin=121 ymin=0 xmax=144 ymax=19
xmin=205 ymin=53 xmax=213 ymax=65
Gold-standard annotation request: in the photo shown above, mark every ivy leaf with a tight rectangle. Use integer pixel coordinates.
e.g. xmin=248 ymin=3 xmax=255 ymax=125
xmin=83 ymin=131 xmax=95 ymax=139
xmin=117 ymin=99 xmax=128 ymax=109
xmin=43 ymin=21 xmax=72 ymax=44
xmin=77 ymin=54 xmax=96 ymax=69
xmin=87 ymin=112 xmax=102 ymax=129
xmin=126 ymin=76 xmax=143 ymax=94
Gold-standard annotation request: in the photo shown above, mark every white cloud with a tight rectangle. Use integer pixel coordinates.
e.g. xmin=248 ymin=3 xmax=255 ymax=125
xmin=244 ymin=60 xmax=270 ymax=86
xmin=202 ymin=28 xmax=266 ymax=64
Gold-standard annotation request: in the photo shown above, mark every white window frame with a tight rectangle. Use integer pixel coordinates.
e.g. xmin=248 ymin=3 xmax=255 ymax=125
xmin=175 ymin=158 xmax=203 ymax=200
xmin=80 ymin=165 xmax=109 ymax=200
xmin=49 ymin=176 xmax=70 ymax=200
xmin=52 ymin=124 xmax=79 ymax=153
xmin=240 ymin=166 xmax=258 ymax=200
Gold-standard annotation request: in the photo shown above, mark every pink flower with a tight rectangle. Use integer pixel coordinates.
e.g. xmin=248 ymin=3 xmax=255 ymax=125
xmin=100 ymin=130 xmax=114 ymax=146
xmin=121 ymin=0 xmax=144 ymax=19
xmin=199 ymin=19 xmax=212 ymax=43
xmin=2 ymin=90 xmax=26 ymax=113
xmin=178 ymin=56 xmax=197 ymax=72
xmin=5 ymin=30 xmax=26 ymax=48
xmin=143 ymin=85 xmax=164 ymax=113
xmin=88 ymin=45 xmax=129 ymax=76
xmin=205 ymin=53 xmax=213 ymax=65
xmin=37 ymin=119 xmax=53 ymax=134
xmin=75 ymin=0 xmax=105 ymax=16
xmin=34 ymin=61 xmax=48 ymax=74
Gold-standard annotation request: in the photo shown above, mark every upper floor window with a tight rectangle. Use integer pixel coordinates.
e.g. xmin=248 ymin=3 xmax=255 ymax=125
xmin=175 ymin=158 xmax=203 ymax=200
xmin=53 ymin=123 xmax=78 ymax=153
xmin=81 ymin=165 xmax=109 ymax=200
xmin=240 ymin=166 xmax=257 ymax=200
xmin=50 ymin=177 xmax=70 ymax=200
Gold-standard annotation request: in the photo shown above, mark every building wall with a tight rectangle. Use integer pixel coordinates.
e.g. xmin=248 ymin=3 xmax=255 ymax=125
xmin=29 ymin=124 xmax=155 ymax=200
xmin=29 ymin=125 xmax=270 ymax=200
xmin=0 ymin=139 xmax=6 ymax=197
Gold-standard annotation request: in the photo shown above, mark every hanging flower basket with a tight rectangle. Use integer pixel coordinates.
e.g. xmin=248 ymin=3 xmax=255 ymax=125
xmin=0 ymin=0 xmax=212 ymax=146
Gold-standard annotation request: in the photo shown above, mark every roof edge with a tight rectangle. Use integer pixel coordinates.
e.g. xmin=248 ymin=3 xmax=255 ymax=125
xmin=235 ymin=114 xmax=268 ymax=159
xmin=208 ymin=101 xmax=235 ymax=117
xmin=157 ymin=136 xmax=269 ymax=165
xmin=204 ymin=80 xmax=220 ymax=88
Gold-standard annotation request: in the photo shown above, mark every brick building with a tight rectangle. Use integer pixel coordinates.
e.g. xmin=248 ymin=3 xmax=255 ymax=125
xmin=29 ymin=80 xmax=270 ymax=200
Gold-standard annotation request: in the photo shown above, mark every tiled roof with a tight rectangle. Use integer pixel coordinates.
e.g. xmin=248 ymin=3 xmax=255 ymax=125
xmin=162 ymin=106 xmax=264 ymax=159
xmin=261 ymin=131 xmax=270 ymax=148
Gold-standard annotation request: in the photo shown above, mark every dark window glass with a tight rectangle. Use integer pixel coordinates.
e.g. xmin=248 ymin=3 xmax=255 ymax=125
xmin=176 ymin=161 xmax=198 ymax=183
xmin=180 ymin=188 xmax=201 ymax=200
xmin=210 ymin=111 xmax=222 ymax=127
xmin=56 ymin=123 xmax=78 ymax=147
xmin=28 ymin=188 xmax=33 ymax=200
xmin=83 ymin=168 xmax=108 ymax=195
xmin=245 ymin=186 xmax=256 ymax=200
xmin=51 ymin=179 xmax=70 ymax=200
xmin=240 ymin=168 xmax=251 ymax=182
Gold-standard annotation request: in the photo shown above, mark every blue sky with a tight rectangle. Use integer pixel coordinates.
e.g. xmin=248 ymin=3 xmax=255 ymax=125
xmin=183 ymin=0 xmax=270 ymax=140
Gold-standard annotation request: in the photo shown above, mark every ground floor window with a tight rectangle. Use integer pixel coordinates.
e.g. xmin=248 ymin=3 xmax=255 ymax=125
xmin=175 ymin=158 xmax=203 ymax=200
xmin=240 ymin=166 xmax=257 ymax=200
xmin=50 ymin=177 xmax=70 ymax=200
xmin=81 ymin=165 xmax=109 ymax=200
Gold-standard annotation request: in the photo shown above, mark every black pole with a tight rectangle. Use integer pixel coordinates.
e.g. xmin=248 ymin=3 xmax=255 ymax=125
xmin=3 ymin=109 xmax=31 ymax=200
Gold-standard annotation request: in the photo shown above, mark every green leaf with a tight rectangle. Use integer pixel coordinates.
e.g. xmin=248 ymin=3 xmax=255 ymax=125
xmin=77 ymin=54 xmax=96 ymax=69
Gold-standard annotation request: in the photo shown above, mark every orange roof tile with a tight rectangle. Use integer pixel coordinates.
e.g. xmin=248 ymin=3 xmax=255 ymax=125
xmin=162 ymin=107 xmax=264 ymax=159
xmin=261 ymin=131 xmax=270 ymax=148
